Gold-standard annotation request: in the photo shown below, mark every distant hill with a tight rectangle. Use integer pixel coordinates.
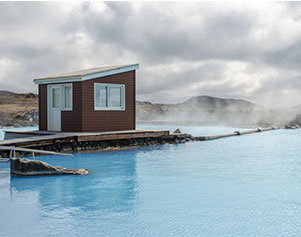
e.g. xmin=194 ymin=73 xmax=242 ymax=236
xmin=175 ymin=95 xmax=265 ymax=111
xmin=0 ymin=91 xmax=38 ymax=127
xmin=137 ymin=95 xmax=300 ymax=127
xmin=0 ymin=90 xmax=299 ymax=128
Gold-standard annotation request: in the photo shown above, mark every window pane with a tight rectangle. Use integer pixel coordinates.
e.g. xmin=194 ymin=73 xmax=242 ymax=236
xmin=95 ymin=86 xmax=107 ymax=108
xmin=100 ymin=87 xmax=107 ymax=107
xmin=52 ymin=88 xmax=60 ymax=108
xmin=109 ymin=87 xmax=121 ymax=107
xmin=64 ymin=86 xmax=72 ymax=108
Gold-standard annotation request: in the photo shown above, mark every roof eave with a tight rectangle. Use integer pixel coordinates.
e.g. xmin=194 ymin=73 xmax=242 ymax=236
xmin=33 ymin=63 xmax=139 ymax=85
xmin=33 ymin=76 xmax=82 ymax=85
xmin=82 ymin=64 xmax=139 ymax=81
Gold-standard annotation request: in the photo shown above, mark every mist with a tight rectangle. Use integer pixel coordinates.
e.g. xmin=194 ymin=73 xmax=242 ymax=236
xmin=136 ymin=95 xmax=301 ymax=128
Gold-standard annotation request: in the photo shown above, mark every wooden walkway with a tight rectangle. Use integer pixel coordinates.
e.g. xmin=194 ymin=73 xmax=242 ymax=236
xmin=2 ymin=130 xmax=170 ymax=148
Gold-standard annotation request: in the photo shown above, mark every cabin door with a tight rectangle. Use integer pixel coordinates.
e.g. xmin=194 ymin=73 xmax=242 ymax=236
xmin=48 ymin=85 xmax=61 ymax=131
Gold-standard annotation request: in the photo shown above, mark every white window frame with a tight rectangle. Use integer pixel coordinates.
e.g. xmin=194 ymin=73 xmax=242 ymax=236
xmin=47 ymin=83 xmax=73 ymax=111
xmin=61 ymin=83 xmax=73 ymax=111
xmin=94 ymin=83 xmax=125 ymax=111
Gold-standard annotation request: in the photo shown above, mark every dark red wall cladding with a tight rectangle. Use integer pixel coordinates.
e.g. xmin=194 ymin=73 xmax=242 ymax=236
xmin=81 ymin=70 xmax=136 ymax=132
xmin=61 ymin=82 xmax=83 ymax=132
xmin=38 ymin=70 xmax=136 ymax=132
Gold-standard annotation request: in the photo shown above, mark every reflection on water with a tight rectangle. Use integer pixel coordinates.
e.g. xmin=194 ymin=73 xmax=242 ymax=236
xmin=136 ymin=124 xmax=251 ymax=136
xmin=10 ymin=150 xmax=138 ymax=212
xmin=0 ymin=149 xmax=140 ymax=236
xmin=0 ymin=128 xmax=301 ymax=236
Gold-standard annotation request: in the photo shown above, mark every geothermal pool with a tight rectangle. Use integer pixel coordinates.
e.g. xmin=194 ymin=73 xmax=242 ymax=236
xmin=0 ymin=126 xmax=300 ymax=236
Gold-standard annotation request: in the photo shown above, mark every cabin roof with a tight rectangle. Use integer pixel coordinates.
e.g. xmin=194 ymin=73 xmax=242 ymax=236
xmin=33 ymin=63 xmax=139 ymax=85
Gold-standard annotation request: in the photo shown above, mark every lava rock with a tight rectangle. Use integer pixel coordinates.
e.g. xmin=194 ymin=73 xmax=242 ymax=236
xmin=10 ymin=158 xmax=89 ymax=176
xmin=173 ymin=128 xmax=181 ymax=134
xmin=25 ymin=93 xmax=37 ymax=99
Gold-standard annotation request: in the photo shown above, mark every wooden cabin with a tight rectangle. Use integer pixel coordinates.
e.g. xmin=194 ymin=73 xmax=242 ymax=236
xmin=33 ymin=64 xmax=139 ymax=132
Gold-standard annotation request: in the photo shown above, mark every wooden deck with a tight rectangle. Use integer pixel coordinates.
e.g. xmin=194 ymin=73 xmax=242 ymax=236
xmin=2 ymin=129 xmax=170 ymax=148
xmin=1 ymin=127 xmax=280 ymax=154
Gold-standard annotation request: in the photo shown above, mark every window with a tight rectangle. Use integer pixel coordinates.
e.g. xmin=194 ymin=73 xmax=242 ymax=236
xmin=52 ymin=88 xmax=60 ymax=109
xmin=94 ymin=83 xmax=125 ymax=110
xmin=109 ymin=87 xmax=121 ymax=107
xmin=48 ymin=83 xmax=72 ymax=111
xmin=63 ymin=84 xmax=72 ymax=109
xmin=95 ymin=86 xmax=107 ymax=108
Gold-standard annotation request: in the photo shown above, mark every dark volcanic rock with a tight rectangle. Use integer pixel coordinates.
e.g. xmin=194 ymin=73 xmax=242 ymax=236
xmin=11 ymin=158 xmax=89 ymax=176
xmin=14 ymin=110 xmax=37 ymax=121
xmin=12 ymin=110 xmax=38 ymax=126
xmin=25 ymin=93 xmax=36 ymax=99
xmin=0 ymin=90 xmax=38 ymax=127
xmin=173 ymin=128 xmax=181 ymax=134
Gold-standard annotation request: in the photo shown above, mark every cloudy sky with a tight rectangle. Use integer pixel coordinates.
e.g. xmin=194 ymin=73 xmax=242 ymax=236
xmin=1 ymin=1 xmax=301 ymax=108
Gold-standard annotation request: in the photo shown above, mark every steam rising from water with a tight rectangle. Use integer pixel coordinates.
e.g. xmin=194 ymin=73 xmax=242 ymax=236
xmin=137 ymin=96 xmax=301 ymax=127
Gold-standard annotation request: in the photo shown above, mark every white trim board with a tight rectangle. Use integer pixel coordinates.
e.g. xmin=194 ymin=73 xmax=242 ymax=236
xmin=34 ymin=64 xmax=139 ymax=85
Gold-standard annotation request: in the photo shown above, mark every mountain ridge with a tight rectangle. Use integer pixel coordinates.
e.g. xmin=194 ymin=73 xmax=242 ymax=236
xmin=137 ymin=95 xmax=301 ymax=127
xmin=0 ymin=91 xmax=300 ymax=127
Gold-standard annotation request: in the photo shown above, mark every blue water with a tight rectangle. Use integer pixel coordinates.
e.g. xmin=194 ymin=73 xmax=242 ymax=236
xmin=0 ymin=125 xmax=248 ymax=140
xmin=0 ymin=126 xmax=300 ymax=236
xmin=137 ymin=124 xmax=251 ymax=136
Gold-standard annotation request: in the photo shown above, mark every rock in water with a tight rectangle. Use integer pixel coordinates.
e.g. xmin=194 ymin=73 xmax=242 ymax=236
xmin=173 ymin=128 xmax=181 ymax=134
xmin=10 ymin=158 xmax=89 ymax=176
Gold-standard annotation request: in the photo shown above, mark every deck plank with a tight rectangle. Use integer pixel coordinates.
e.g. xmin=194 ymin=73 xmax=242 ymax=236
xmin=1 ymin=130 xmax=170 ymax=148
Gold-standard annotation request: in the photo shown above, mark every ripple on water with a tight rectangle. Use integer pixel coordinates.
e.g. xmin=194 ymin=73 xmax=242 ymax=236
xmin=0 ymin=127 xmax=300 ymax=236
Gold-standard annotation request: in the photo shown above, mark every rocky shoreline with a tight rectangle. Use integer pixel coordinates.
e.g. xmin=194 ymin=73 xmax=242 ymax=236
xmin=0 ymin=127 xmax=280 ymax=159
xmin=2 ymin=110 xmax=38 ymax=127
xmin=0 ymin=91 xmax=38 ymax=127
xmin=1 ymin=126 xmax=296 ymax=177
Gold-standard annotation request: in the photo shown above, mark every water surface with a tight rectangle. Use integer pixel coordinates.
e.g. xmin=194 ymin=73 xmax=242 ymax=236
xmin=0 ymin=127 xmax=300 ymax=236
xmin=137 ymin=124 xmax=250 ymax=136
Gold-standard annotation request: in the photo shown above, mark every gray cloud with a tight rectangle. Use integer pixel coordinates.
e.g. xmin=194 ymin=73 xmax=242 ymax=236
xmin=0 ymin=2 xmax=301 ymax=108
xmin=264 ymin=41 xmax=301 ymax=71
